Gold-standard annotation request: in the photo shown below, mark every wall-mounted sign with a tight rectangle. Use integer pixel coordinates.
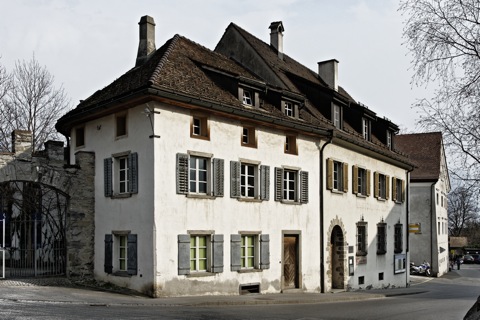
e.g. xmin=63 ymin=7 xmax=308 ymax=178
xmin=409 ymin=223 xmax=421 ymax=234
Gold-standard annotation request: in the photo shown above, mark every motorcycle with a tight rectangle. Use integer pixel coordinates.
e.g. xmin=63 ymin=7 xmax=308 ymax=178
xmin=410 ymin=261 xmax=432 ymax=276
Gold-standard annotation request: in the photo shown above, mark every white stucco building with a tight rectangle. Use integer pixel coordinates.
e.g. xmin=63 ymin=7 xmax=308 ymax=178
xmin=56 ymin=16 xmax=414 ymax=297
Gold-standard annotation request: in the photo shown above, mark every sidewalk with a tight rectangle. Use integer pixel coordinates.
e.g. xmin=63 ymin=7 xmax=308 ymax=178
xmin=0 ymin=277 xmax=427 ymax=307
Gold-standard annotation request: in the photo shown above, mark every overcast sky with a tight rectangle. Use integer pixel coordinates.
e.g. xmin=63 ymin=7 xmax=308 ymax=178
xmin=1 ymin=0 xmax=426 ymax=131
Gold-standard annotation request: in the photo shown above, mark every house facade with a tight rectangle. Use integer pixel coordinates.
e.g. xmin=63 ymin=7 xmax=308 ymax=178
xmin=396 ymin=132 xmax=451 ymax=277
xmin=55 ymin=16 xmax=413 ymax=297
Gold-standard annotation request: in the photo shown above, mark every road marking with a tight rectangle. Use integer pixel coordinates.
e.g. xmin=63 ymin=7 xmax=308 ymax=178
xmin=410 ymin=276 xmax=435 ymax=286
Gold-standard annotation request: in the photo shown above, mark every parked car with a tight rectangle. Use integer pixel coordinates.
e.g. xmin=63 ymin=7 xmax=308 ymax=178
xmin=471 ymin=254 xmax=480 ymax=264
xmin=463 ymin=255 xmax=475 ymax=264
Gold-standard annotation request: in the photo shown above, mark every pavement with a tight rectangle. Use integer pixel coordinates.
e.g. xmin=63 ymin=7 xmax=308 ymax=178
xmin=0 ymin=276 xmax=430 ymax=307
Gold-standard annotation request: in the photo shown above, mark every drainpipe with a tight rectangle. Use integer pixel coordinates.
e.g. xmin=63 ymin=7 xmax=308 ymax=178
xmin=430 ymin=182 xmax=436 ymax=274
xmin=405 ymin=168 xmax=413 ymax=287
xmin=319 ymin=130 xmax=333 ymax=293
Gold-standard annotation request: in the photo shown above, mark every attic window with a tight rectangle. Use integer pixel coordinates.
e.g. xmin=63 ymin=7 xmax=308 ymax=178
xmin=333 ymin=104 xmax=342 ymax=129
xmin=284 ymin=102 xmax=293 ymax=117
xmin=116 ymin=113 xmax=127 ymax=138
xmin=362 ymin=118 xmax=371 ymax=141
xmin=386 ymin=131 xmax=392 ymax=149
xmin=243 ymin=90 xmax=253 ymax=106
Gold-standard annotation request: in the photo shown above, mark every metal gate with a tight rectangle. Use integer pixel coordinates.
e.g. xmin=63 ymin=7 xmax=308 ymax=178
xmin=0 ymin=182 xmax=67 ymax=278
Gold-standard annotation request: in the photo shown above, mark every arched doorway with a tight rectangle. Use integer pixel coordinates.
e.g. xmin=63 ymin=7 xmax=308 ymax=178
xmin=330 ymin=225 xmax=345 ymax=289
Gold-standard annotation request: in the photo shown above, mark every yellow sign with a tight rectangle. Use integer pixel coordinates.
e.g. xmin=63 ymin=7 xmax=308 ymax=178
xmin=409 ymin=223 xmax=421 ymax=234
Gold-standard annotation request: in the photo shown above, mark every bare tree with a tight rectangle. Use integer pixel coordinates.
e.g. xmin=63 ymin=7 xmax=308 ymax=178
xmin=0 ymin=57 xmax=13 ymax=151
xmin=0 ymin=55 xmax=70 ymax=152
xmin=448 ymin=184 xmax=479 ymax=237
xmin=399 ymin=0 xmax=480 ymax=183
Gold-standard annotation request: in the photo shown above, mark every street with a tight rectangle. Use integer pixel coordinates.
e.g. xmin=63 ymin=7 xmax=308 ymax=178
xmin=0 ymin=265 xmax=479 ymax=320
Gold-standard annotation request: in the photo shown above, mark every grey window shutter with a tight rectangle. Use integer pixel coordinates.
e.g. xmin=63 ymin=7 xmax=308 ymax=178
xmin=260 ymin=234 xmax=270 ymax=270
xmin=300 ymin=171 xmax=309 ymax=203
xmin=104 ymin=158 xmax=113 ymax=197
xmin=127 ymin=234 xmax=138 ymax=275
xmin=178 ymin=234 xmax=190 ymax=275
xmin=104 ymin=234 xmax=113 ymax=274
xmin=260 ymin=165 xmax=270 ymax=201
xmin=128 ymin=152 xmax=138 ymax=194
xmin=213 ymin=158 xmax=224 ymax=197
xmin=274 ymin=167 xmax=284 ymax=201
xmin=230 ymin=234 xmax=241 ymax=271
xmin=230 ymin=161 xmax=241 ymax=198
xmin=212 ymin=234 xmax=224 ymax=273
xmin=176 ymin=153 xmax=189 ymax=194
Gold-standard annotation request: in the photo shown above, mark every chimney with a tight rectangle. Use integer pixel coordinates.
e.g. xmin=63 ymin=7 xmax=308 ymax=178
xmin=269 ymin=21 xmax=284 ymax=59
xmin=12 ymin=130 xmax=32 ymax=159
xmin=136 ymin=15 xmax=156 ymax=67
xmin=318 ymin=59 xmax=339 ymax=91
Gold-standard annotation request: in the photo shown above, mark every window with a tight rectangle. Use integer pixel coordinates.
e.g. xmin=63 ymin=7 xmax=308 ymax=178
xmin=177 ymin=234 xmax=224 ymax=275
xmin=374 ymin=172 xmax=389 ymax=200
xmin=284 ymin=102 xmax=294 ymax=117
xmin=241 ymin=126 xmax=257 ymax=148
xmin=333 ymin=104 xmax=342 ymax=129
xmin=377 ymin=223 xmax=386 ymax=255
xmin=274 ymin=167 xmax=309 ymax=203
xmin=386 ymin=130 xmax=392 ymax=149
xmin=356 ymin=221 xmax=367 ymax=256
xmin=392 ymin=177 xmax=405 ymax=202
xmin=285 ymin=134 xmax=297 ymax=155
xmin=231 ymin=161 xmax=269 ymax=200
xmin=352 ymin=166 xmax=370 ymax=197
xmin=104 ymin=152 xmax=138 ymax=197
xmin=394 ymin=224 xmax=403 ymax=253
xmin=362 ymin=117 xmax=371 ymax=141
xmin=326 ymin=159 xmax=348 ymax=193
xmin=116 ymin=113 xmax=127 ymax=137
xmin=242 ymin=90 xmax=253 ymax=106
xmin=190 ymin=114 xmax=209 ymax=140
xmin=176 ymin=153 xmax=224 ymax=197
xmin=104 ymin=233 xmax=137 ymax=275
xmin=231 ymin=234 xmax=270 ymax=271
xmin=75 ymin=127 xmax=85 ymax=148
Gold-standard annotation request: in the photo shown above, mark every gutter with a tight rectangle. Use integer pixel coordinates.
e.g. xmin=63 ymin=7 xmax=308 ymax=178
xmin=319 ymin=130 xmax=334 ymax=293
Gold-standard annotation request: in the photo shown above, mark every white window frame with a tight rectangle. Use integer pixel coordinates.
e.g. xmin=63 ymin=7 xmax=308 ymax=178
xmin=386 ymin=130 xmax=392 ymax=149
xmin=284 ymin=102 xmax=294 ymax=117
xmin=190 ymin=235 xmax=210 ymax=273
xmin=333 ymin=104 xmax=341 ymax=129
xmin=358 ymin=167 xmax=367 ymax=196
xmin=241 ymin=163 xmax=257 ymax=198
xmin=117 ymin=156 xmax=129 ymax=194
xmin=333 ymin=161 xmax=343 ymax=191
xmin=283 ymin=169 xmax=298 ymax=202
xmin=362 ymin=117 xmax=371 ymax=141
xmin=243 ymin=90 xmax=253 ymax=106
xmin=117 ymin=234 xmax=127 ymax=271
xmin=189 ymin=156 xmax=209 ymax=195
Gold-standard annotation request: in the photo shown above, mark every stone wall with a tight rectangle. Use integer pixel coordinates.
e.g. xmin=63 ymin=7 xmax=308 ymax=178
xmin=0 ymin=130 xmax=95 ymax=279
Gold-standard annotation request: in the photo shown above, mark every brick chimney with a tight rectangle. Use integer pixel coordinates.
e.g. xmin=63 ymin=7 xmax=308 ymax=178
xmin=269 ymin=21 xmax=284 ymax=60
xmin=135 ymin=15 xmax=156 ymax=67
xmin=318 ymin=59 xmax=339 ymax=91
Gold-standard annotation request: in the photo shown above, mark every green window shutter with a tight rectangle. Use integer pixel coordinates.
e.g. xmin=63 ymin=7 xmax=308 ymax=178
xmin=300 ymin=171 xmax=309 ymax=203
xmin=212 ymin=234 xmax=224 ymax=273
xmin=128 ymin=152 xmax=138 ymax=194
xmin=176 ymin=153 xmax=189 ymax=194
xmin=104 ymin=158 xmax=113 ymax=197
xmin=230 ymin=234 xmax=241 ymax=271
xmin=104 ymin=234 xmax=113 ymax=274
xmin=260 ymin=234 xmax=270 ymax=270
xmin=213 ymin=158 xmax=224 ymax=197
xmin=274 ymin=167 xmax=284 ymax=201
xmin=326 ymin=158 xmax=333 ymax=190
xmin=230 ymin=161 xmax=241 ymax=198
xmin=352 ymin=165 xmax=358 ymax=194
xmin=342 ymin=163 xmax=349 ymax=193
xmin=127 ymin=234 xmax=137 ymax=275
xmin=260 ymin=165 xmax=270 ymax=201
xmin=178 ymin=234 xmax=191 ymax=275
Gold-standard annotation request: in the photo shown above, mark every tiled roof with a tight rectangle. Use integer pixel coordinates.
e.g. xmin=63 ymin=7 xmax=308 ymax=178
xmin=395 ymin=132 xmax=443 ymax=181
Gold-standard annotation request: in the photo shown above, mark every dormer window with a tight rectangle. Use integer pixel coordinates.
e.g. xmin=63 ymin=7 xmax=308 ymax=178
xmin=242 ymin=90 xmax=253 ymax=106
xmin=362 ymin=118 xmax=371 ymax=141
xmin=284 ymin=102 xmax=293 ymax=117
xmin=333 ymin=104 xmax=342 ymax=129
xmin=386 ymin=130 xmax=392 ymax=149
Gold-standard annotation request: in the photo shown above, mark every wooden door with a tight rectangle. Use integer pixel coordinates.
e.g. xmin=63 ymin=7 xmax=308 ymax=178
xmin=283 ymin=236 xmax=299 ymax=289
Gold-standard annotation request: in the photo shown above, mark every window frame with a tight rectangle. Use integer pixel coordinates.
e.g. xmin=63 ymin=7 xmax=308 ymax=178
xmin=356 ymin=221 xmax=368 ymax=256
xmin=178 ymin=233 xmax=224 ymax=275
xmin=190 ymin=113 xmax=209 ymax=140
xmin=362 ymin=117 xmax=371 ymax=141
xmin=353 ymin=165 xmax=370 ymax=197
xmin=374 ymin=172 xmax=389 ymax=200
xmin=377 ymin=223 xmax=387 ymax=255
xmin=284 ymin=134 xmax=298 ymax=155
xmin=115 ymin=113 xmax=127 ymax=138
xmin=190 ymin=234 xmax=210 ymax=273
xmin=231 ymin=233 xmax=270 ymax=272
xmin=274 ymin=167 xmax=308 ymax=204
xmin=332 ymin=104 xmax=342 ymax=129
xmin=104 ymin=232 xmax=137 ymax=276
xmin=241 ymin=162 xmax=257 ymax=199
xmin=242 ymin=89 xmax=253 ymax=106
xmin=104 ymin=152 xmax=138 ymax=197
xmin=75 ymin=126 xmax=85 ymax=148
xmin=241 ymin=126 xmax=257 ymax=148
xmin=386 ymin=130 xmax=392 ymax=149
xmin=189 ymin=156 xmax=209 ymax=195
xmin=241 ymin=234 xmax=257 ymax=269
xmin=394 ymin=223 xmax=403 ymax=253
xmin=284 ymin=101 xmax=294 ymax=117
xmin=392 ymin=177 xmax=405 ymax=203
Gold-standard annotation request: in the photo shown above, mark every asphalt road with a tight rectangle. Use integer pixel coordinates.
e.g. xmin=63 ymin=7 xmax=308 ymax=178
xmin=0 ymin=265 xmax=478 ymax=319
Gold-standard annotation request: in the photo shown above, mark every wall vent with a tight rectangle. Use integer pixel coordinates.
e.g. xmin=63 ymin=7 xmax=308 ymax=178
xmin=239 ymin=283 xmax=260 ymax=295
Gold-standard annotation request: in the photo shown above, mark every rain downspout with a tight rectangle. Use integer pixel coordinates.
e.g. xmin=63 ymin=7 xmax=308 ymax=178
xmin=319 ymin=130 xmax=333 ymax=293
xmin=430 ymin=181 xmax=436 ymax=273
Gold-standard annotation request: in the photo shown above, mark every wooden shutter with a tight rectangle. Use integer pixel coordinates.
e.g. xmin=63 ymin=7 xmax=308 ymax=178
xmin=260 ymin=234 xmax=270 ymax=270
xmin=230 ymin=161 xmax=241 ymax=198
xmin=104 ymin=158 xmax=113 ymax=197
xmin=176 ymin=153 xmax=189 ymax=194
xmin=104 ymin=234 xmax=113 ymax=274
xmin=401 ymin=179 xmax=406 ymax=202
xmin=374 ymin=172 xmax=379 ymax=198
xmin=274 ymin=167 xmax=284 ymax=201
xmin=352 ymin=165 xmax=358 ymax=194
xmin=211 ymin=234 xmax=224 ymax=273
xmin=342 ymin=163 xmax=349 ymax=193
xmin=128 ymin=152 xmax=138 ymax=194
xmin=177 ymin=234 xmax=190 ymax=275
xmin=213 ymin=158 xmax=224 ymax=197
xmin=300 ymin=171 xmax=309 ymax=203
xmin=127 ymin=234 xmax=137 ymax=275
xmin=230 ymin=234 xmax=241 ymax=271
xmin=326 ymin=158 xmax=333 ymax=190
xmin=260 ymin=165 xmax=270 ymax=201
xmin=366 ymin=169 xmax=371 ymax=196
xmin=386 ymin=175 xmax=390 ymax=200
xmin=392 ymin=177 xmax=397 ymax=201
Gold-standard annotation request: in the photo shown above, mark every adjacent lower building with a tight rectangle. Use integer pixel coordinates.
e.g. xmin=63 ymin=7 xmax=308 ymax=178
xmin=55 ymin=16 xmax=414 ymax=296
